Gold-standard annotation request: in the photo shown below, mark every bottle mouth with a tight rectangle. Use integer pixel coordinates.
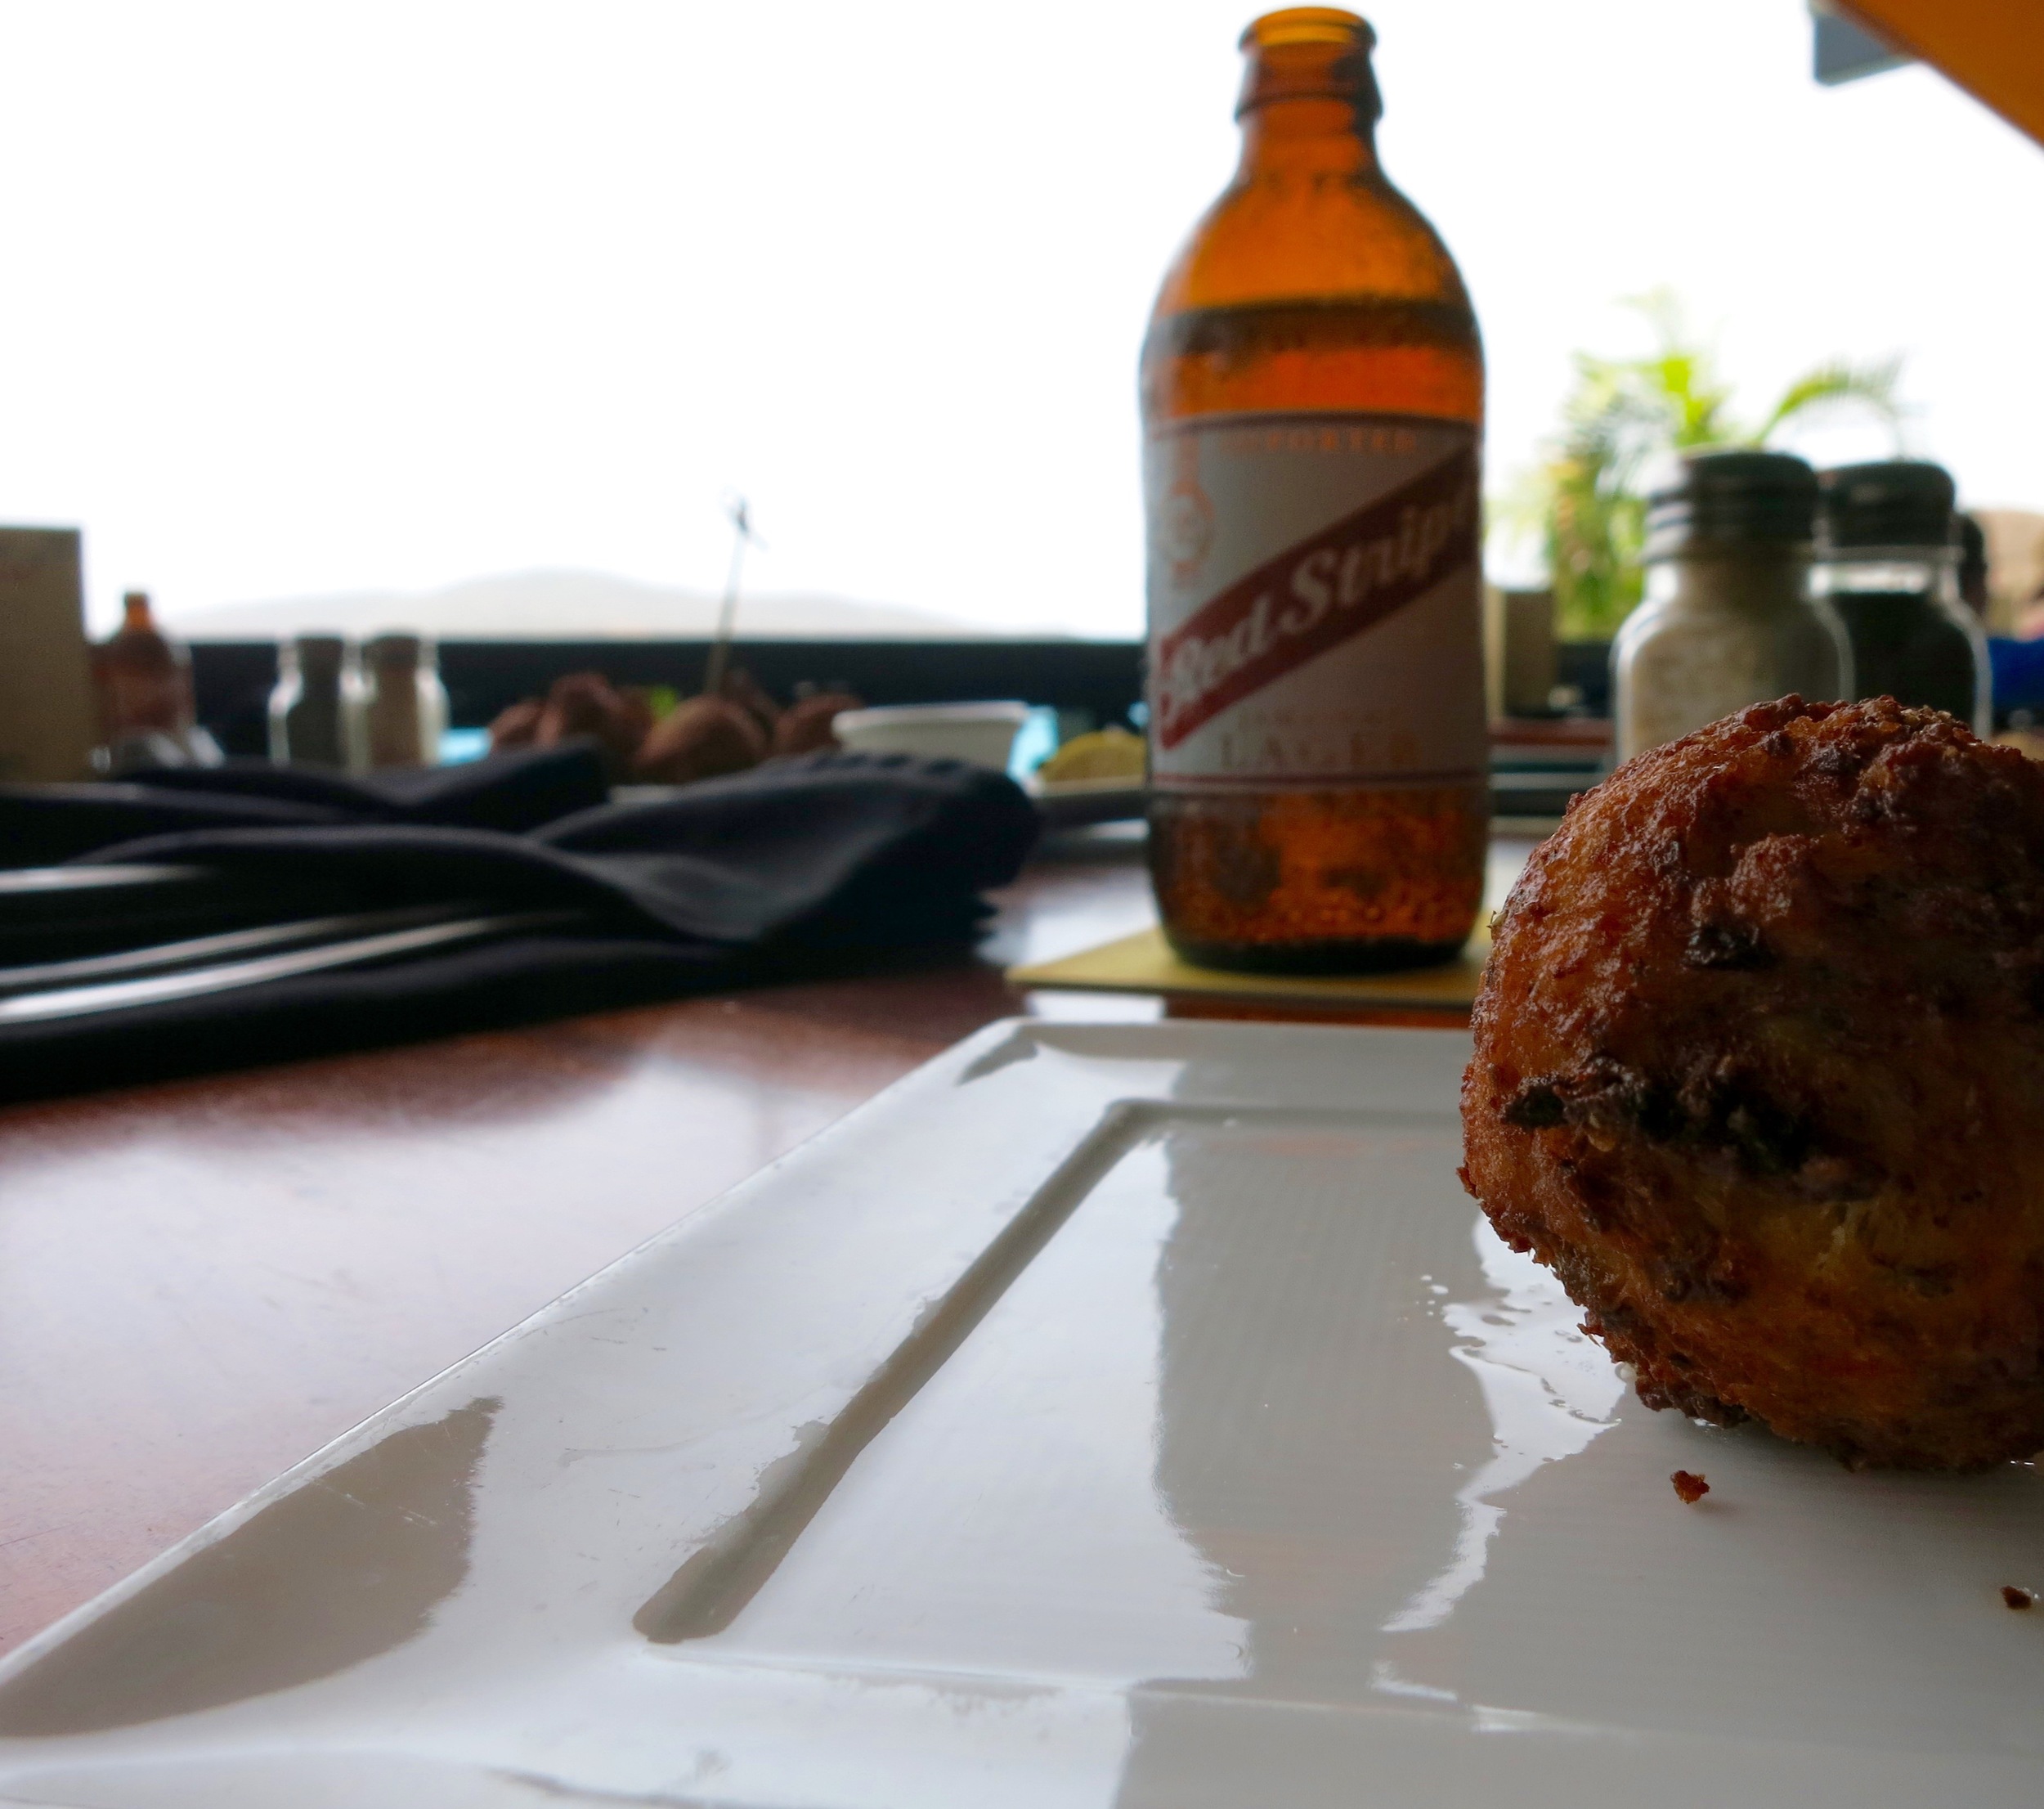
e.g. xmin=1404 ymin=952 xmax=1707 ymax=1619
xmin=1239 ymin=7 xmax=1374 ymax=52
xmin=1235 ymin=7 xmax=1379 ymax=120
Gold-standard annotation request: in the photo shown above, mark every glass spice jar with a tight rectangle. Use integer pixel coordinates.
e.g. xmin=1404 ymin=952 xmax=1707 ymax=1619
xmin=1814 ymin=460 xmax=1988 ymax=734
xmin=1612 ymin=449 xmax=1851 ymax=763
xmin=361 ymin=633 xmax=450 ymax=769
xmin=268 ymin=634 xmax=369 ymax=770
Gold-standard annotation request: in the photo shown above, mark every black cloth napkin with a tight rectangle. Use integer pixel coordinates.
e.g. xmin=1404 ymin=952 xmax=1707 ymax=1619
xmin=0 ymin=745 xmax=1038 ymax=1102
xmin=0 ymin=743 xmax=616 ymax=865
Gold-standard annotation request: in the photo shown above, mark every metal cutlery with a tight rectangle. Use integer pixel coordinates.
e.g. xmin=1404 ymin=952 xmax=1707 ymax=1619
xmin=0 ymin=907 xmax=580 ymax=1026
xmin=0 ymin=902 xmax=500 ymax=997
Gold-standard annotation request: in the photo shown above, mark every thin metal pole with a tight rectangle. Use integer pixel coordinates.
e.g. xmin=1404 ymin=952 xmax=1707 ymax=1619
xmin=703 ymin=496 xmax=760 ymax=697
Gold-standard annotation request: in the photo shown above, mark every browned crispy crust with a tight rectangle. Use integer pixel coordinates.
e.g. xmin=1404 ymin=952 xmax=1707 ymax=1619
xmin=1461 ymin=697 xmax=2044 ymax=1470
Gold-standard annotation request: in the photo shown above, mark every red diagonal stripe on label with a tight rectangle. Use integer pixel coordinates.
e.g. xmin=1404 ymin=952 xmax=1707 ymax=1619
xmin=1152 ymin=442 xmax=1479 ymax=751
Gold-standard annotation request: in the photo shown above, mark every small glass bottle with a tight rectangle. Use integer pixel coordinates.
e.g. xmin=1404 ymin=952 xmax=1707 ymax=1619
xmin=92 ymin=590 xmax=195 ymax=747
xmin=361 ymin=633 xmax=450 ymax=769
xmin=268 ymin=634 xmax=369 ymax=770
xmin=1612 ymin=450 xmax=1850 ymax=762
xmin=1814 ymin=460 xmax=1988 ymax=734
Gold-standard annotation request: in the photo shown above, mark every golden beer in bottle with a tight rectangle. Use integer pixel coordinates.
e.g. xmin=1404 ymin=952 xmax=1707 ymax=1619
xmin=1141 ymin=7 xmax=1488 ymax=971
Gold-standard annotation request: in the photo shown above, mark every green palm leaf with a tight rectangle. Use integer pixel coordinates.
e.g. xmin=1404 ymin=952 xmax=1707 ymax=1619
xmin=1754 ymin=357 xmax=1903 ymax=444
xmin=1517 ymin=295 xmax=1905 ymax=642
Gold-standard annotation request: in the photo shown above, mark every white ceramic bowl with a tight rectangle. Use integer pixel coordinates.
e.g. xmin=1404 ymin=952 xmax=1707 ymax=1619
xmin=831 ymin=700 xmax=1029 ymax=772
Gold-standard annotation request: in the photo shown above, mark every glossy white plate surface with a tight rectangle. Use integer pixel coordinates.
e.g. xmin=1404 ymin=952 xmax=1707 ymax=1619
xmin=3 ymin=1021 xmax=2042 ymax=1807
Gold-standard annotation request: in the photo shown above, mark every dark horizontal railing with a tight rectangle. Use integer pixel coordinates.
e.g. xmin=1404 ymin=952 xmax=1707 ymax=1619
xmin=191 ymin=639 xmax=1149 ymax=759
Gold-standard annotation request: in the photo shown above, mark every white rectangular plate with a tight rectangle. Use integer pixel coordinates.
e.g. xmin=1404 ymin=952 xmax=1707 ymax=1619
xmin=3 ymin=1020 xmax=2042 ymax=1807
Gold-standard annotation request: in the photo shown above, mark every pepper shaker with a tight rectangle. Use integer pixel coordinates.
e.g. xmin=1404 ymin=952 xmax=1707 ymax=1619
xmin=1815 ymin=460 xmax=1988 ymax=734
xmin=268 ymin=634 xmax=369 ymax=769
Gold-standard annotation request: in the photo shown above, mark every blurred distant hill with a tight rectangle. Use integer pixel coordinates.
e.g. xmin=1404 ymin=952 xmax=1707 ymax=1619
xmin=171 ymin=568 xmax=1022 ymax=640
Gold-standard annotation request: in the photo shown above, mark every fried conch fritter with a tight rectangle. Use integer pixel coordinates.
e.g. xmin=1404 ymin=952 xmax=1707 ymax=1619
xmin=1461 ymin=697 xmax=2044 ymax=1470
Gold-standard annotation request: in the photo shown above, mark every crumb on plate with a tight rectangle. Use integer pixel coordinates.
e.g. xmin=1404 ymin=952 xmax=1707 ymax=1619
xmin=2003 ymin=1586 xmax=2033 ymax=1610
xmin=1670 ymin=1470 xmax=1710 ymax=1504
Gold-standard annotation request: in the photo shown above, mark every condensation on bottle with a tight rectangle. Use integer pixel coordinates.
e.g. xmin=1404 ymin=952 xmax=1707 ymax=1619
xmin=1141 ymin=7 xmax=1489 ymax=973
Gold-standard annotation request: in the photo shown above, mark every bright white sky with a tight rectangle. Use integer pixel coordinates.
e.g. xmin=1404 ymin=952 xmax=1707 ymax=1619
xmin=2 ymin=0 xmax=2040 ymax=638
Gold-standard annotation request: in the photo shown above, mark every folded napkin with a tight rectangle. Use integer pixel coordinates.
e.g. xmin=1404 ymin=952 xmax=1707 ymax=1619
xmin=0 ymin=745 xmax=1038 ymax=1101
xmin=1 ymin=743 xmax=617 ymax=866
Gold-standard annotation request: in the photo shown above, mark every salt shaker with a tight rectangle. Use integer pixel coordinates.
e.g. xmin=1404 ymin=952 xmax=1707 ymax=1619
xmin=1612 ymin=450 xmax=1851 ymax=762
xmin=268 ymin=634 xmax=369 ymax=769
xmin=361 ymin=633 xmax=450 ymax=769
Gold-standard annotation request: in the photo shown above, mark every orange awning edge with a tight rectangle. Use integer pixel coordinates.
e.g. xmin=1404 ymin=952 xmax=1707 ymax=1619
xmin=1836 ymin=0 xmax=2044 ymax=147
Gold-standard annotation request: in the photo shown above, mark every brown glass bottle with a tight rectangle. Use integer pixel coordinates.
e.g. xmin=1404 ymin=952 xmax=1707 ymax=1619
xmin=1141 ymin=7 xmax=1488 ymax=972
xmin=91 ymin=590 xmax=195 ymax=746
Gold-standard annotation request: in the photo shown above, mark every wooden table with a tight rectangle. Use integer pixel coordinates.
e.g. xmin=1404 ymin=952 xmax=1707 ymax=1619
xmin=0 ymin=827 xmax=1500 ymax=1658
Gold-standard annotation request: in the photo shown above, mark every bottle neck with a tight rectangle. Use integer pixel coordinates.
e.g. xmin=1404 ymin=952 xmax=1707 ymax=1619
xmin=121 ymin=593 xmax=153 ymax=633
xmin=1234 ymin=23 xmax=1380 ymax=179
xmin=1237 ymin=96 xmax=1378 ymax=177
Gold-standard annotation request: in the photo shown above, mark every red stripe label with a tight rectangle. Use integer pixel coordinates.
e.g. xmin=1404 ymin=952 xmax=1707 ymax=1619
xmin=1152 ymin=441 xmax=1479 ymax=751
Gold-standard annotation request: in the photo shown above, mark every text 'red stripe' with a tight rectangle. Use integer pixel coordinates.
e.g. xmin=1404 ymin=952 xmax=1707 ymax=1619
xmin=1153 ymin=442 xmax=1478 ymax=750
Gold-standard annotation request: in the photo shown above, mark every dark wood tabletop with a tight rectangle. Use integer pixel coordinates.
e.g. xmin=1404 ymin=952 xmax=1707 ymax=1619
xmin=0 ymin=825 xmax=1497 ymax=1658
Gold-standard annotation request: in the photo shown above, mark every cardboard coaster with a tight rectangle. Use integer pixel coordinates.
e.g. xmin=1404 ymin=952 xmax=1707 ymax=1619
xmin=1007 ymin=923 xmax=1487 ymax=1012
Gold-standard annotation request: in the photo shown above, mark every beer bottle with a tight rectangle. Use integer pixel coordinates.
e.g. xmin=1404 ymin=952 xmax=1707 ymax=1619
xmin=1141 ymin=7 xmax=1488 ymax=972
xmin=92 ymin=590 xmax=195 ymax=746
